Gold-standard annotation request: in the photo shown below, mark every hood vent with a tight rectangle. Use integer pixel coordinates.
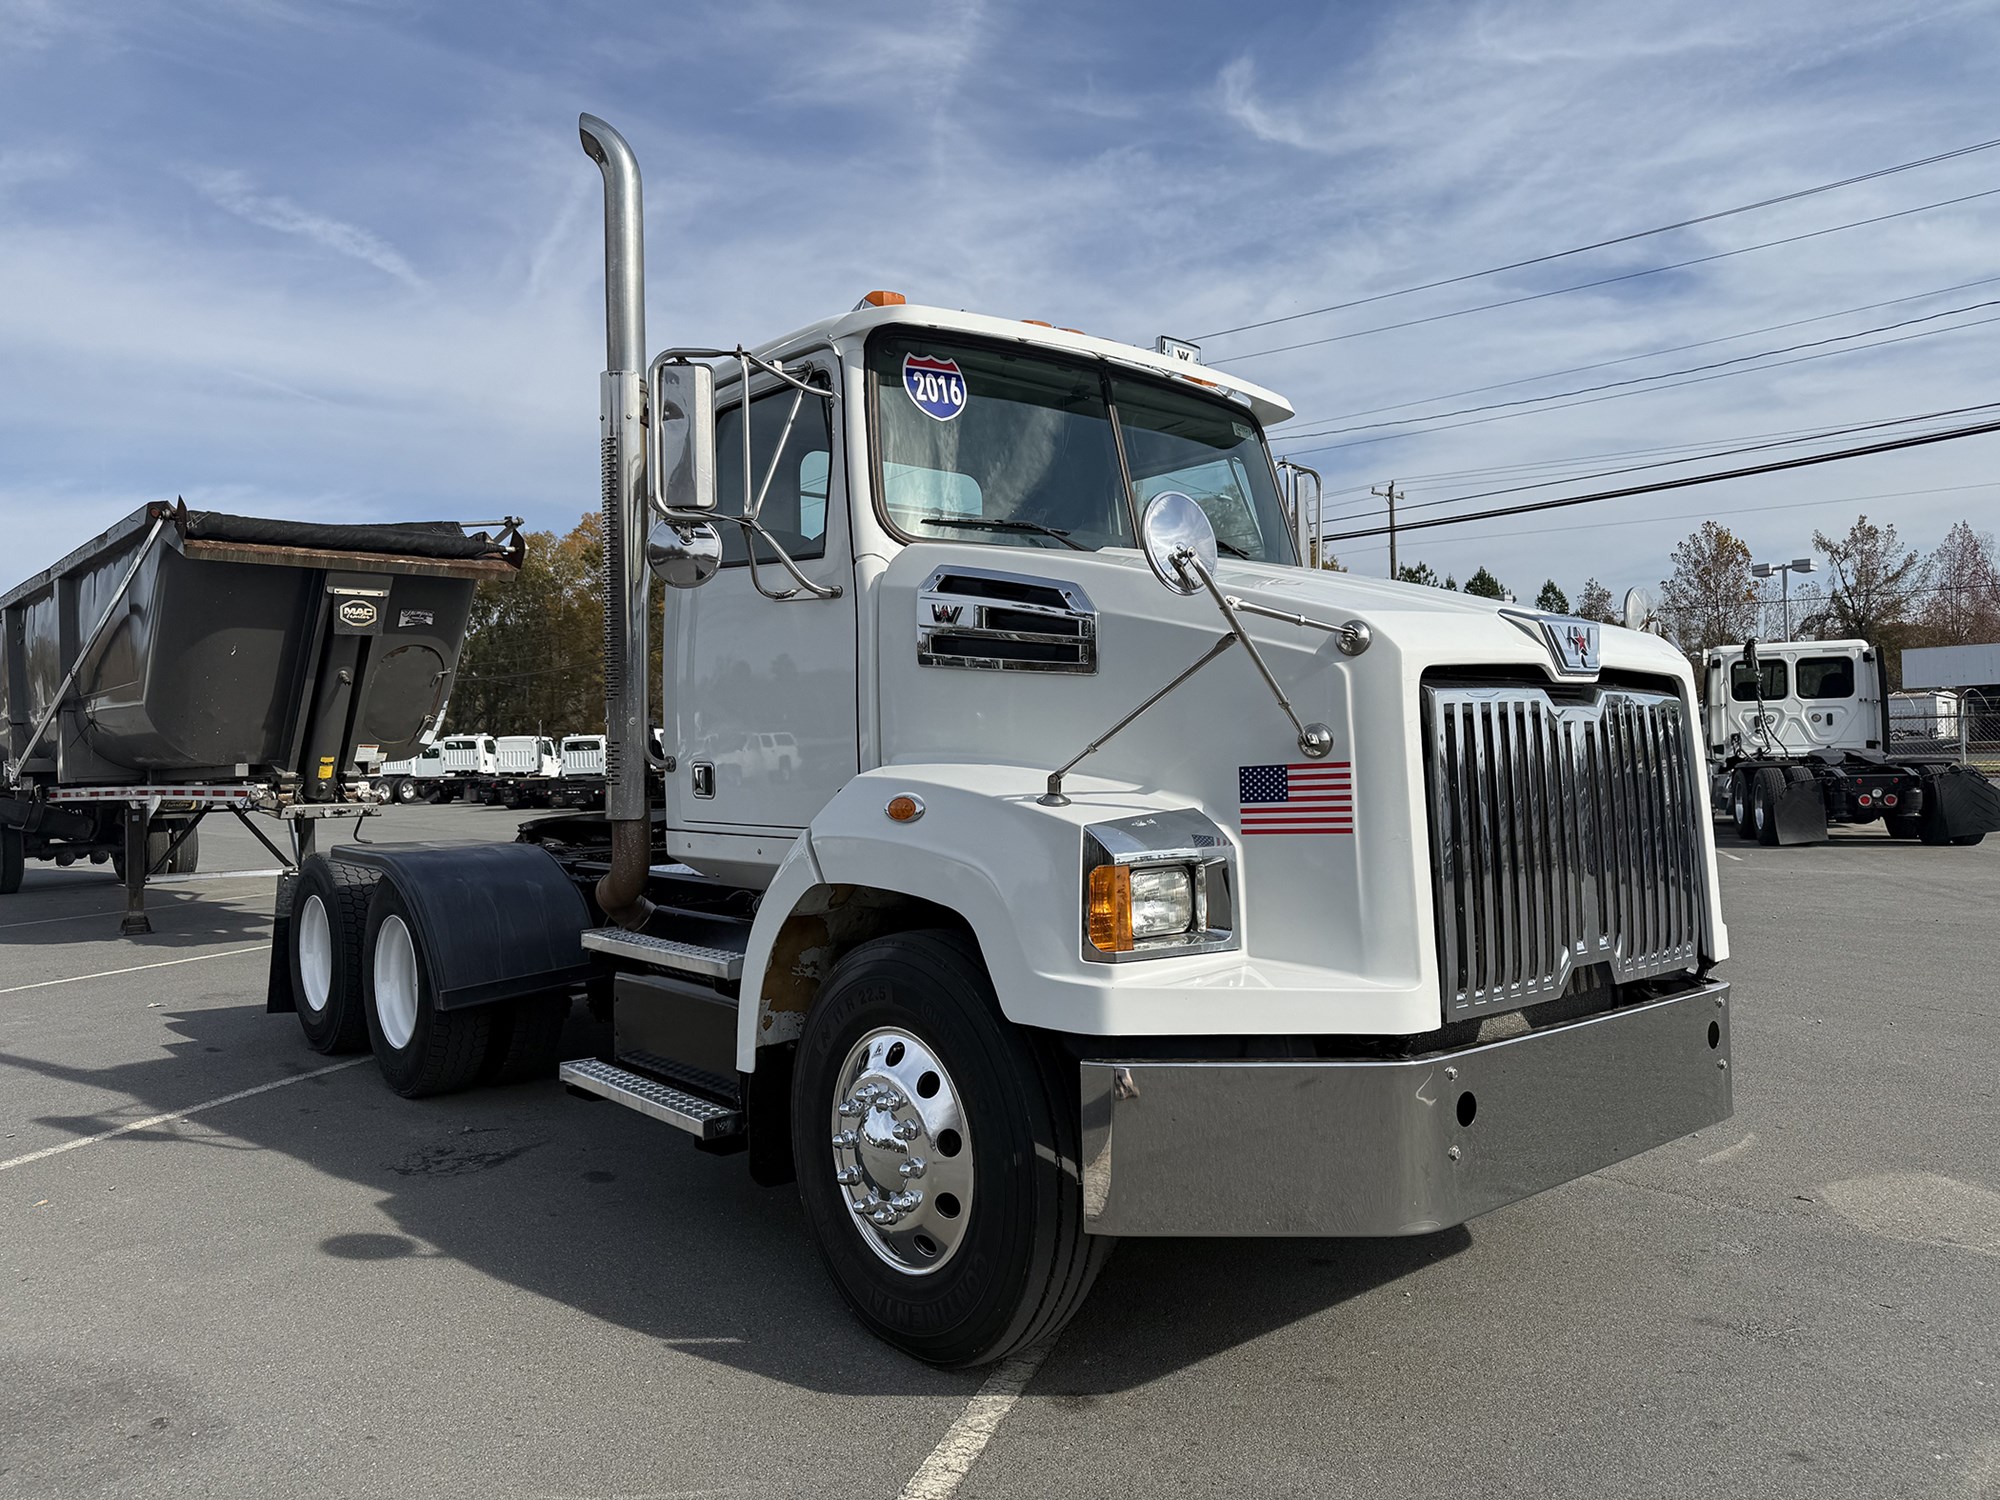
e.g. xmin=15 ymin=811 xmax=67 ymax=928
xmin=917 ymin=566 xmax=1096 ymax=674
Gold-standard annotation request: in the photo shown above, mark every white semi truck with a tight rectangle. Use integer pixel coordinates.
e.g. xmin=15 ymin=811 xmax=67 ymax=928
xmin=264 ymin=115 xmax=1736 ymax=1367
xmin=1703 ymin=638 xmax=1998 ymax=846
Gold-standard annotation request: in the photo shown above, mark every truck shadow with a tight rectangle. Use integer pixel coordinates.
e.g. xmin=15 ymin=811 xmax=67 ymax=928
xmin=2 ymin=1000 xmax=1465 ymax=1396
xmin=0 ymin=885 xmax=275 ymax=950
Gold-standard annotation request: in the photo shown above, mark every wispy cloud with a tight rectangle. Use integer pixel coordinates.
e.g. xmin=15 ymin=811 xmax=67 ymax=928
xmin=185 ymin=167 xmax=425 ymax=289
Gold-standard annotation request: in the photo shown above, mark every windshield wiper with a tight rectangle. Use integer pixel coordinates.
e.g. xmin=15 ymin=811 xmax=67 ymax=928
xmin=918 ymin=516 xmax=1089 ymax=551
xmin=1214 ymin=537 xmax=1251 ymax=559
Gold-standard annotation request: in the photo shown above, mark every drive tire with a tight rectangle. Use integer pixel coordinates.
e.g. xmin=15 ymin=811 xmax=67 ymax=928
xmin=0 ymin=826 xmax=23 ymax=895
xmin=290 ymin=855 xmax=379 ymax=1054
xmin=479 ymin=993 xmax=573 ymax=1086
xmin=790 ymin=929 xmax=1110 ymax=1368
xmin=166 ymin=825 xmax=199 ymax=874
xmin=395 ymin=779 xmax=420 ymax=804
xmin=111 ymin=825 xmax=175 ymax=883
xmin=361 ymin=879 xmax=493 ymax=1097
xmin=1885 ymin=813 xmax=1922 ymax=839
xmin=1752 ymin=767 xmax=1787 ymax=846
xmin=1730 ymin=771 xmax=1756 ymax=840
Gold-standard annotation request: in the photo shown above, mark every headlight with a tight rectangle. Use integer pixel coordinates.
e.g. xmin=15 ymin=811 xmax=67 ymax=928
xmin=1080 ymin=809 xmax=1238 ymax=962
xmin=1088 ymin=863 xmax=1195 ymax=951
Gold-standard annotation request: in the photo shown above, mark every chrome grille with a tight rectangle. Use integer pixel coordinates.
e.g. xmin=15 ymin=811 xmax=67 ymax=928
xmin=1424 ymin=683 xmax=1708 ymax=1015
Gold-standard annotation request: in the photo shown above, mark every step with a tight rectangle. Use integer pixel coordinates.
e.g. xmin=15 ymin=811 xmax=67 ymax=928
xmin=557 ymin=1058 xmax=743 ymax=1141
xmin=581 ymin=927 xmax=743 ymax=980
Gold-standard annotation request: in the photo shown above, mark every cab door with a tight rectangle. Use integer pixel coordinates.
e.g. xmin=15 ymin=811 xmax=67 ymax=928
xmin=670 ymin=361 xmax=858 ymax=831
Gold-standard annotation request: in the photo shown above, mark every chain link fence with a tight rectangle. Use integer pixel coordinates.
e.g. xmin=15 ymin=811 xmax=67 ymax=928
xmin=1888 ymin=688 xmax=2000 ymax=770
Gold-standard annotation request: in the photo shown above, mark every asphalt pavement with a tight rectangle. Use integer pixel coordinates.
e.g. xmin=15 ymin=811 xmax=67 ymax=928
xmin=2 ymin=807 xmax=1994 ymax=1500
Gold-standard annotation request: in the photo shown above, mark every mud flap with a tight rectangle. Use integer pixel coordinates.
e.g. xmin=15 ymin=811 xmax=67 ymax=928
xmin=1922 ymin=765 xmax=2000 ymax=840
xmin=1773 ymin=778 xmax=1829 ymax=844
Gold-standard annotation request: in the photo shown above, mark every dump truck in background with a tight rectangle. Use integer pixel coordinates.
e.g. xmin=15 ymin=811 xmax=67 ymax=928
xmin=262 ymin=113 xmax=1737 ymax=1368
xmin=1704 ymin=637 xmax=2000 ymax=846
xmin=0 ymin=500 xmax=520 ymax=926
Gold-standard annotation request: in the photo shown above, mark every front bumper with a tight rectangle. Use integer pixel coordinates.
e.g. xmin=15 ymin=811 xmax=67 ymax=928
xmin=1078 ymin=978 xmax=1731 ymax=1236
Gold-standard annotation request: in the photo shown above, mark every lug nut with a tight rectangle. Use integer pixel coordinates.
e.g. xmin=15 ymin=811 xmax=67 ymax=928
xmin=894 ymin=1119 xmax=922 ymax=1141
xmin=831 ymin=1130 xmax=857 ymax=1149
xmin=837 ymin=1098 xmax=862 ymax=1118
xmin=835 ymin=1166 xmax=861 ymax=1185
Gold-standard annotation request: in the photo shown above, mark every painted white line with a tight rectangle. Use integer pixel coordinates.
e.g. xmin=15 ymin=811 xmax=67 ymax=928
xmin=1698 ymin=1131 xmax=1759 ymax=1166
xmin=149 ymin=868 xmax=286 ymax=885
xmin=1720 ymin=851 xmax=1745 ymax=862
xmin=0 ymin=945 xmax=264 ymax=997
xmin=0 ymin=908 xmax=119 ymax=932
xmin=897 ymin=1344 xmax=1052 ymax=1500
xmin=0 ymin=1057 xmax=371 ymax=1172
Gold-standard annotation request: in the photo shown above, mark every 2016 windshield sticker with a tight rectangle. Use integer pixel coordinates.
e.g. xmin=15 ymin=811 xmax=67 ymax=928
xmin=904 ymin=354 xmax=967 ymax=421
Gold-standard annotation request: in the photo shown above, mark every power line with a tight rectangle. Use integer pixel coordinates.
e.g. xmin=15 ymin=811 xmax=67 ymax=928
xmin=1197 ymin=134 xmax=2000 ymax=341
xmin=1288 ymin=274 xmax=2000 ymax=430
xmin=1313 ymin=402 xmax=2000 ymax=528
xmin=1289 ymin=298 xmax=2000 ymax=442
xmin=1319 ymin=417 xmax=2000 ymax=543
xmin=1225 ymin=185 xmax=2000 ymax=365
xmin=1274 ymin=308 xmax=2000 ymax=460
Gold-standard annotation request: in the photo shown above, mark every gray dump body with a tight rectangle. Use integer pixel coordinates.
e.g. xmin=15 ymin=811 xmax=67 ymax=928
xmin=1 ymin=501 xmax=518 ymax=791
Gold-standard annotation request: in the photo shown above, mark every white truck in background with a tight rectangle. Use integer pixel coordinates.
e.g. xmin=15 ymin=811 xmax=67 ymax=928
xmin=1704 ymin=638 xmax=1998 ymax=846
xmin=263 ymin=114 xmax=1737 ymax=1369
xmin=481 ymin=735 xmax=563 ymax=807
xmin=552 ymin=734 xmax=608 ymax=809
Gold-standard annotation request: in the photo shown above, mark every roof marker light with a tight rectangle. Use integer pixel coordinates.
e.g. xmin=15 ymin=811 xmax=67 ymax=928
xmin=857 ymin=290 xmax=906 ymax=309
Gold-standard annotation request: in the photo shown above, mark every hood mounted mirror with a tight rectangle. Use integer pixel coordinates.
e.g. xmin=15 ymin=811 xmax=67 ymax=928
xmin=647 ymin=519 xmax=723 ymax=589
xmin=1140 ymin=489 xmax=1218 ymax=596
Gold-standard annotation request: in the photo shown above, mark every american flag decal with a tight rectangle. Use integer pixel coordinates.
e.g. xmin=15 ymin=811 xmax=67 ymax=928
xmin=1238 ymin=762 xmax=1354 ymax=835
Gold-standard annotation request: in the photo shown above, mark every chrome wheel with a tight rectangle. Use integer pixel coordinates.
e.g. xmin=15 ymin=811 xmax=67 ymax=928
xmin=372 ymin=914 xmax=420 ymax=1051
xmin=828 ymin=1027 xmax=973 ymax=1276
xmin=297 ymin=894 xmax=333 ymax=1014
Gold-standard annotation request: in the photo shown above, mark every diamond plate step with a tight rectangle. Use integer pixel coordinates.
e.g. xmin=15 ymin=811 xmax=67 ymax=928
xmin=558 ymin=1058 xmax=743 ymax=1141
xmin=581 ymin=927 xmax=743 ymax=980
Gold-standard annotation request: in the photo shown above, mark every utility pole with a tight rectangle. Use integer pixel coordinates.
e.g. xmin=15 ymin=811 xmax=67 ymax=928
xmin=1371 ymin=481 xmax=1401 ymax=578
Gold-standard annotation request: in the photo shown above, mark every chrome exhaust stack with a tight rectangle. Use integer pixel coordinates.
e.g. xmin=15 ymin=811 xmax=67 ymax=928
xmin=579 ymin=112 xmax=654 ymax=930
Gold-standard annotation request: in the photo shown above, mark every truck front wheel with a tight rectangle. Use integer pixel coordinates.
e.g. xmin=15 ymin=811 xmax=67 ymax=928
xmin=791 ymin=930 xmax=1109 ymax=1367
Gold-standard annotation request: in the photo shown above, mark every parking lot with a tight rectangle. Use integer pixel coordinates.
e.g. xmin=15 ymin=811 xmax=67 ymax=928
xmin=2 ymin=809 xmax=1995 ymax=1500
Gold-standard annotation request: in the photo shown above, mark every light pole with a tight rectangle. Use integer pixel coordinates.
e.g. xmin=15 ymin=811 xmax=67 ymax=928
xmin=1751 ymin=558 xmax=1816 ymax=639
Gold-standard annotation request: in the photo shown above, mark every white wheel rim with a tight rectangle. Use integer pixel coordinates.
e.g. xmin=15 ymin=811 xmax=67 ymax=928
xmin=373 ymin=915 xmax=420 ymax=1051
xmin=828 ymin=1027 xmax=974 ymax=1277
xmin=297 ymin=894 xmax=333 ymax=1014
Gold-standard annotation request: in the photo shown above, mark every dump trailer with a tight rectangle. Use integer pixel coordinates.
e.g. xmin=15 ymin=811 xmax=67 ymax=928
xmin=1703 ymin=638 xmax=2000 ymax=847
xmin=265 ymin=114 xmax=1737 ymax=1368
xmin=0 ymin=500 xmax=519 ymax=927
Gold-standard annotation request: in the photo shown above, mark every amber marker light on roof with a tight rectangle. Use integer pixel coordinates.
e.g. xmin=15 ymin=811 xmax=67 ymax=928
xmin=860 ymin=290 xmax=906 ymax=307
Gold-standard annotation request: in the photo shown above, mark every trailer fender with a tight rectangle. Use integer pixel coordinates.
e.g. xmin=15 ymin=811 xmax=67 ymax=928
xmin=329 ymin=843 xmax=593 ymax=1009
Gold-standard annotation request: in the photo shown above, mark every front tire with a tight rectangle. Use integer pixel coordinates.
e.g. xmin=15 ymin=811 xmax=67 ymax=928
xmin=361 ymin=880 xmax=493 ymax=1097
xmin=791 ymin=930 xmax=1108 ymax=1367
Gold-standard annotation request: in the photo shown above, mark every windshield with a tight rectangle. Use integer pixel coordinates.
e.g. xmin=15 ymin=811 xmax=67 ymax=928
xmin=869 ymin=331 xmax=1293 ymax=562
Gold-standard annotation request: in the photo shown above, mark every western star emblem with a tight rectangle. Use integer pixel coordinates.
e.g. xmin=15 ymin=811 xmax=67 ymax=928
xmin=930 ymin=603 xmax=963 ymax=624
xmin=1539 ymin=615 xmax=1600 ymax=675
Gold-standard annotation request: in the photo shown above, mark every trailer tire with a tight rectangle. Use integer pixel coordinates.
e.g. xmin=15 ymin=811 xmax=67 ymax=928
xmin=290 ymin=856 xmax=379 ymax=1054
xmin=0 ymin=826 xmax=23 ymax=895
xmin=479 ymin=994 xmax=573 ymax=1086
xmin=361 ymin=880 xmax=492 ymax=1097
xmin=791 ymin=929 xmax=1109 ymax=1368
xmin=167 ymin=825 xmax=199 ymax=874
xmin=1752 ymin=767 xmax=1787 ymax=846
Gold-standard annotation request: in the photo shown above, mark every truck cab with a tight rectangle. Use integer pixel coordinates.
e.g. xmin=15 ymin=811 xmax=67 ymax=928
xmin=1703 ymin=639 xmax=1880 ymax=759
xmin=268 ymin=114 xmax=1742 ymax=1371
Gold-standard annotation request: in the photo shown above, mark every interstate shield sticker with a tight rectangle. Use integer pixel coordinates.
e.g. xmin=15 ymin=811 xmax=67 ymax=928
xmin=903 ymin=354 xmax=968 ymax=421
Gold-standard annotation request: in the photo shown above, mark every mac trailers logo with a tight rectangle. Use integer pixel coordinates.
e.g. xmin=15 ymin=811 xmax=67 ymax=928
xmin=337 ymin=598 xmax=379 ymax=628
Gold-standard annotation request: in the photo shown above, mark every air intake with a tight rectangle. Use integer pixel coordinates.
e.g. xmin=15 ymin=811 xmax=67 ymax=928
xmin=917 ymin=567 xmax=1096 ymax=675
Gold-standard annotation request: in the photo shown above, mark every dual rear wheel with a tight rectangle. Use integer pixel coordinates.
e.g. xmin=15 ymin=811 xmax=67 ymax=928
xmin=285 ymin=854 xmax=567 ymax=1093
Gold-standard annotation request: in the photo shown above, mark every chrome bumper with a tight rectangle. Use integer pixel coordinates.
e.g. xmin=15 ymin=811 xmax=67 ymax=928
xmin=1078 ymin=979 xmax=1731 ymax=1236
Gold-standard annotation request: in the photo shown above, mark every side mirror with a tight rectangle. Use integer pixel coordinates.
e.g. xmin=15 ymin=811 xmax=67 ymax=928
xmin=1139 ymin=491 xmax=1217 ymax=596
xmin=647 ymin=519 xmax=723 ymax=590
xmin=649 ymin=361 xmax=716 ymax=513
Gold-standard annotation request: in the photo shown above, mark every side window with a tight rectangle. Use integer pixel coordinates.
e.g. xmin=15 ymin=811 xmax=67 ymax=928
xmin=713 ymin=383 xmax=835 ymax=567
xmin=1797 ymin=657 xmax=1855 ymax=699
xmin=1730 ymin=660 xmax=1789 ymax=701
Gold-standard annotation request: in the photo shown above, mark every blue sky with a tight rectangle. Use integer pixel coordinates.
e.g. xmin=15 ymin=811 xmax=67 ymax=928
xmin=4 ymin=0 xmax=1999 ymax=604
